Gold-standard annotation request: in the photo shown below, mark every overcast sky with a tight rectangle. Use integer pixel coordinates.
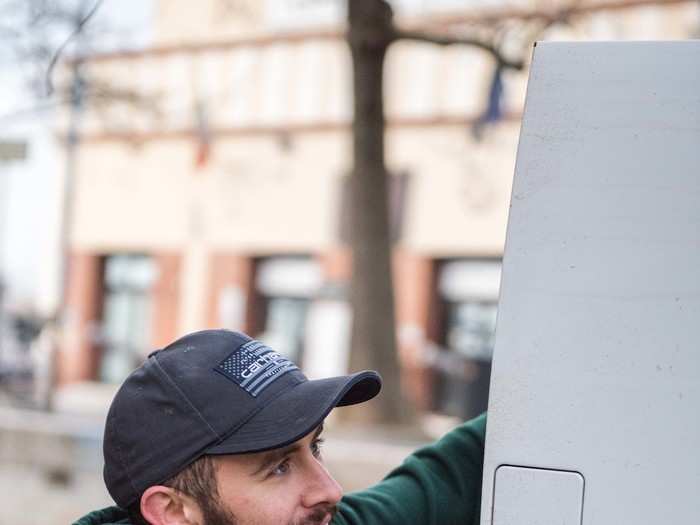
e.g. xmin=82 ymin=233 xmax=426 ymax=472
xmin=0 ymin=1 xmax=154 ymax=311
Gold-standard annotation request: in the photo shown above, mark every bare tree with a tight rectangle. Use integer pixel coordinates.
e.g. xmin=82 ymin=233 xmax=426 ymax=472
xmin=346 ymin=0 xmax=572 ymax=423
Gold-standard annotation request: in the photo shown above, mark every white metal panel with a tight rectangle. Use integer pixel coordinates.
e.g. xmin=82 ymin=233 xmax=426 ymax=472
xmin=481 ymin=41 xmax=700 ymax=525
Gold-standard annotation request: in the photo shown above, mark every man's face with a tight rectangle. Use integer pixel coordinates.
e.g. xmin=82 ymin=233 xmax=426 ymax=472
xmin=204 ymin=424 xmax=342 ymax=525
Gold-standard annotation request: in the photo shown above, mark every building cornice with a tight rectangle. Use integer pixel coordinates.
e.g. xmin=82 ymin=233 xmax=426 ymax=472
xmin=72 ymin=113 xmax=523 ymax=144
xmin=78 ymin=0 xmax=694 ymax=63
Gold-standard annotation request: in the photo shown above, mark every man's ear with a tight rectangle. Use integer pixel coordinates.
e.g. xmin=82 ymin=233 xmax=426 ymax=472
xmin=140 ymin=486 xmax=202 ymax=525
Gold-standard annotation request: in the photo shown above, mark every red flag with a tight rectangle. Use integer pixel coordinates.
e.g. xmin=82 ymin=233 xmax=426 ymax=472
xmin=194 ymin=99 xmax=211 ymax=169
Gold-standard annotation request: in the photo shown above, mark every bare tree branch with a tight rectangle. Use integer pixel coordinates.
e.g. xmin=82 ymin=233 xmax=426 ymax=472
xmin=45 ymin=0 xmax=105 ymax=95
xmin=522 ymin=3 xmax=579 ymax=41
xmin=392 ymin=1 xmax=582 ymax=72
xmin=392 ymin=28 xmax=525 ymax=69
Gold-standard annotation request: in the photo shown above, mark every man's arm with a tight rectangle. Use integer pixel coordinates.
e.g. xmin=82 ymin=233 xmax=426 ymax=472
xmin=333 ymin=413 xmax=486 ymax=525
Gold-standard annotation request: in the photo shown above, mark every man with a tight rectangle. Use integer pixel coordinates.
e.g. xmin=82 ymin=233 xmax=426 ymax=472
xmin=75 ymin=329 xmax=486 ymax=525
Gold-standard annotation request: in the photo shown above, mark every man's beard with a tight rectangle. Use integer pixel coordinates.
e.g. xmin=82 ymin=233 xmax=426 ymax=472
xmin=295 ymin=504 xmax=337 ymax=525
xmin=199 ymin=496 xmax=239 ymax=525
xmin=199 ymin=498 xmax=337 ymax=525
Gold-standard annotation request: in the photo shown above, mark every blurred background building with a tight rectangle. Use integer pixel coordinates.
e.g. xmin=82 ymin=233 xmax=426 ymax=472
xmin=54 ymin=0 xmax=697 ymax=420
xmin=58 ymin=0 xmax=522 ymax=420
xmin=2 ymin=0 xmax=697 ymax=420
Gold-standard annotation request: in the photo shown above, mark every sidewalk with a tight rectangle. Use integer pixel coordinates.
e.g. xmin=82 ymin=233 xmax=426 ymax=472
xmin=0 ymin=406 xmax=441 ymax=525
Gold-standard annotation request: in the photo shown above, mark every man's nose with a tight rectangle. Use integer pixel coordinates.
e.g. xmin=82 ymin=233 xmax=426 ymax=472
xmin=301 ymin=459 xmax=343 ymax=508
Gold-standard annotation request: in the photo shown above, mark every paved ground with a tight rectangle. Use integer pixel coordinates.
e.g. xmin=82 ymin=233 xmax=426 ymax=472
xmin=0 ymin=407 xmax=446 ymax=525
xmin=0 ymin=464 xmax=113 ymax=525
xmin=0 ymin=438 xmax=420 ymax=525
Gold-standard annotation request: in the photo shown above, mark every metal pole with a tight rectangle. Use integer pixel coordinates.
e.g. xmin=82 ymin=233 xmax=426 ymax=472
xmin=40 ymin=0 xmax=103 ymax=411
xmin=43 ymin=58 xmax=85 ymax=411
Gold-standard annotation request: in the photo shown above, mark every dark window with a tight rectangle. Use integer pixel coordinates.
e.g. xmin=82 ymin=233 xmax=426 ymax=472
xmin=433 ymin=259 xmax=501 ymax=419
xmin=99 ymin=254 xmax=156 ymax=383
xmin=253 ymin=256 xmax=321 ymax=366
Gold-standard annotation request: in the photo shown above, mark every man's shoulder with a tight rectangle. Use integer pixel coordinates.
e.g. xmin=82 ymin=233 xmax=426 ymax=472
xmin=72 ymin=506 xmax=131 ymax=525
xmin=334 ymin=413 xmax=488 ymax=525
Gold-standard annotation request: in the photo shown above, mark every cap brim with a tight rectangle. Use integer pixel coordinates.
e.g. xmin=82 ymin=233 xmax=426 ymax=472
xmin=205 ymin=370 xmax=381 ymax=455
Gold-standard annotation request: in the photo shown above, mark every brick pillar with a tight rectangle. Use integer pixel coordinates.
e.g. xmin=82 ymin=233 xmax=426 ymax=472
xmin=318 ymin=247 xmax=351 ymax=283
xmin=58 ymin=252 xmax=103 ymax=384
xmin=392 ymin=249 xmax=434 ymax=411
xmin=205 ymin=254 xmax=255 ymax=333
xmin=151 ymin=253 xmax=182 ymax=349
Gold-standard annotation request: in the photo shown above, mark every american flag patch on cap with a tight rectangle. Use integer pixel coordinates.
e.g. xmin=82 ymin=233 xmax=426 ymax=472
xmin=215 ymin=339 xmax=298 ymax=397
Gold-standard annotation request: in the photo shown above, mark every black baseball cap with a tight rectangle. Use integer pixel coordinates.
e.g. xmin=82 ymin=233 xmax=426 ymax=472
xmin=103 ymin=329 xmax=381 ymax=508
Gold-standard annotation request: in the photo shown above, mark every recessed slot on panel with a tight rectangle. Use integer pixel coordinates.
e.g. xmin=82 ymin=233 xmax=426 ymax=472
xmin=493 ymin=465 xmax=584 ymax=525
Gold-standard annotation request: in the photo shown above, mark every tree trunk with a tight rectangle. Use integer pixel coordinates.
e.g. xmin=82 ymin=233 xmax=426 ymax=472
xmin=346 ymin=0 xmax=407 ymax=423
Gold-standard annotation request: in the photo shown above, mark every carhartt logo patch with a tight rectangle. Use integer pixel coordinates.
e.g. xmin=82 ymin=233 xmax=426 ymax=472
xmin=215 ymin=340 xmax=298 ymax=397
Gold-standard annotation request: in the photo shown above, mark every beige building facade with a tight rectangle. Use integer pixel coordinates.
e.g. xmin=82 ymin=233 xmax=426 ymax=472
xmin=57 ymin=0 xmax=698 ymax=417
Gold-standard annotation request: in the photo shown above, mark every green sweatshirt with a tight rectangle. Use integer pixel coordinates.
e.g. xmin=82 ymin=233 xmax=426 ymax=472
xmin=73 ymin=413 xmax=486 ymax=525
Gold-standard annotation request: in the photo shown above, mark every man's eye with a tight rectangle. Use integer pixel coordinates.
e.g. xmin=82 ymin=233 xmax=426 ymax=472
xmin=270 ymin=459 xmax=290 ymax=477
xmin=311 ymin=438 xmax=325 ymax=458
